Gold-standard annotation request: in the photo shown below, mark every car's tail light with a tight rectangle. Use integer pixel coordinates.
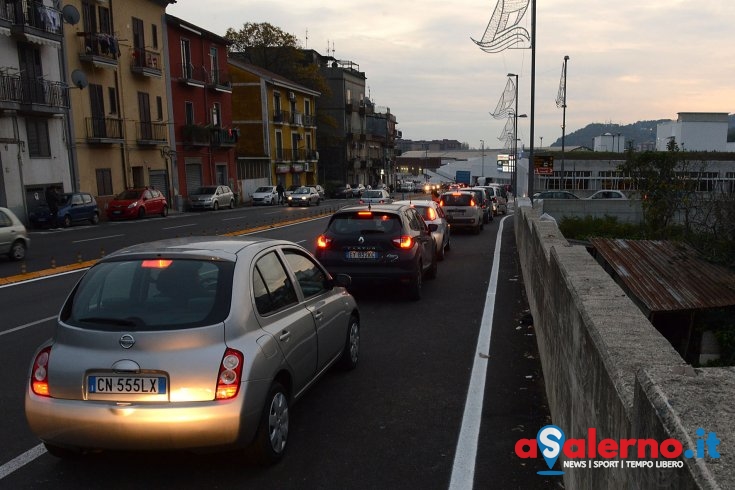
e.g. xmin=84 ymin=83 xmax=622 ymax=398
xmin=426 ymin=207 xmax=437 ymax=220
xmin=31 ymin=346 xmax=52 ymax=397
xmin=216 ymin=348 xmax=244 ymax=400
xmin=317 ymin=234 xmax=332 ymax=249
xmin=470 ymin=199 xmax=476 ymax=207
xmin=439 ymin=200 xmax=444 ymax=207
xmin=359 ymin=199 xmax=365 ymax=204
xmin=392 ymin=236 xmax=413 ymax=249
xmin=492 ymin=196 xmax=498 ymax=203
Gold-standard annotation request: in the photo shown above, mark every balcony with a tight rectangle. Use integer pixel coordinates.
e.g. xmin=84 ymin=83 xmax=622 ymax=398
xmin=175 ymin=62 xmax=206 ymax=88
xmin=181 ymin=124 xmax=211 ymax=147
xmin=303 ymin=114 xmax=316 ymax=127
xmin=290 ymin=112 xmax=303 ymax=126
xmin=77 ymin=32 xmax=119 ymax=69
xmin=345 ymin=100 xmax=356 ymax=113
xmin=284 ymin=147 xmax=318 ymax=162
xmin=136 ymin=121 xmax=167 ymax=145
xmin=130 ymin=48 xmax=162 ymax=78
xmin=85 ymin=117 xmax=123 ymax=144
xmin=207 ymin=69 xmax=232 ymax=92
xmin=210 ymin=127 xmax=238 ymax=148
xmin=8 ymin=0 xmax=63 ymax=44
xmin=273 ymin=110 xmax=290 ymax=124
xmin=0 ymin=74 xmax=68 ymax=114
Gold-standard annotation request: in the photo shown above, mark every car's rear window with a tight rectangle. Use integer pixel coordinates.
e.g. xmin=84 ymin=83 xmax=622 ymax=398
xmin=442 ymin=194 xmax=473 ymax=206
xmin=362 ymin=190 xmax=383 ymax=198
xmin=327 ymin=211 xmax=401 ymax=234
xmin=255 ymin=187 xmax=272 ymax=193
xmin=62 ymin=259 xmax=234 ymax=331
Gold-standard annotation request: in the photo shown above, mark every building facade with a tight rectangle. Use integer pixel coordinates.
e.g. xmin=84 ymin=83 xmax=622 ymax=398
xmin=656 ymin=112 xmax=729 ymax=152
xmin=0 ymin=0 xmax=71 ymax=221
xmin=64 ymin=0 xmax=174 ymax=213
xmin=228 ymin=59 xmax=319 ymax=202
xmin=164 ymin=13 xmax=235 ymax=210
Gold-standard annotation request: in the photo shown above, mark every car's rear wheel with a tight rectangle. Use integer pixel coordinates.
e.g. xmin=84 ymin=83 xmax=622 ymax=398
xmin=9 ymin=240 xmax=26 ymax=261
xmin=338 ymin=315 xmax=360 ymax=370
xmin=160 ymin=205 xmax=168 ymax=217
xmin=426 ymin=251 xmax=438 ymax=280
xmin=252 ymin=382 xmax=289 ymax=465
xmin=90 ymin=213 xmax=99 ymax=225
xmin=138 ymin=207 xmax=146 ymax=219
xmin=213 ymin=201 xmax=219 ymax=211
xmin=62 ymin=214 xmax=72 ymax=228
xmin=407 ymin=262 xmax=422 ymax=301
xmin=229 ymin=199 xmax=235 ymax=209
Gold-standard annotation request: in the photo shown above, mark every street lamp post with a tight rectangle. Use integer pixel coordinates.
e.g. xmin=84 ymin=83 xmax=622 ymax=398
xmin=508 ymin=73 xmax=520 ymax=196
xmin=480 ymin=139 xmax=485 ymax=184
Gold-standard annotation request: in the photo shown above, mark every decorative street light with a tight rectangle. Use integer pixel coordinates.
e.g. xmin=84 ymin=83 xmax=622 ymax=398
xmin=507 ymin=73 xmax=519 ymax=196
xmin=480 ymin=139 xmax=485 ymax=184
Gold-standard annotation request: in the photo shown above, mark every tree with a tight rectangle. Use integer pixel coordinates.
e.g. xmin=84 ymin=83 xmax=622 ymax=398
xmin=224 ymin=23 xmax=330 ymax=96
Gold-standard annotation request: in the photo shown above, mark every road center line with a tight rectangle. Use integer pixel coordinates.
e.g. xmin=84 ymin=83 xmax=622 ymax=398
xmin=71 ymin=234 xmax=124 ymax=244
xmin=0 ymin=444 xmax=46 ymax=480
xmin=0 ymin=316 xmax=56 ymax=337
xmin=449 ymin=215 xmax=509 ymax=490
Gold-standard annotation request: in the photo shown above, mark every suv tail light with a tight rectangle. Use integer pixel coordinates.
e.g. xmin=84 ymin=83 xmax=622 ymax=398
xmin=317 ymin=234 xmax=332 ymax=249
xmin=31 ymin=346 xmax=52 ymax=397
xmin=216 ymin=348 xmax=244 ymax=400
xmin=392 ymin=236 xmax=413 ymax=249
xmin=492 ymin=196 xmax=498 ymax=203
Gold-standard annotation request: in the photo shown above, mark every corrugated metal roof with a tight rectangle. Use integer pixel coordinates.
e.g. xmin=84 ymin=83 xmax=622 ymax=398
xmin=590 ymin=238 xmax=735 ymax=313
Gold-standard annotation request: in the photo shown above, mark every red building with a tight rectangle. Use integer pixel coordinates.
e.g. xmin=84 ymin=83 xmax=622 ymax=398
xmin=165 ymin=14 xmax=236 ymax=208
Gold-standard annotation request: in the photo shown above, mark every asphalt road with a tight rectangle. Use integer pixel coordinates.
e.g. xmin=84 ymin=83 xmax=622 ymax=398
xmin=0 ymin=201 xmax=557 ymax=489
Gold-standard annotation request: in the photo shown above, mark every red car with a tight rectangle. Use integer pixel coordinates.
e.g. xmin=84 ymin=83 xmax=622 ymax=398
xmin=106 ymin=188 xmax=168 ymax=220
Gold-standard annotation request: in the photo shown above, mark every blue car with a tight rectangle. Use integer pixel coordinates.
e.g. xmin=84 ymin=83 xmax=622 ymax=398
xmin=30 ymin=192 xmax=100 ymax=228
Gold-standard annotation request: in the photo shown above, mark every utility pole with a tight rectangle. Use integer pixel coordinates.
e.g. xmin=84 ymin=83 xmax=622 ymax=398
xmin=557 ymin=55 xmax=569 ymax=190
xmin=480 ymin=139 xmax=485 ymax=184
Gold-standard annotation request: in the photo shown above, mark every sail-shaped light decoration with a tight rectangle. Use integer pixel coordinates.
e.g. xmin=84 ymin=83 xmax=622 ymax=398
xmin=471 ymin=0 xmax=531 ymax=53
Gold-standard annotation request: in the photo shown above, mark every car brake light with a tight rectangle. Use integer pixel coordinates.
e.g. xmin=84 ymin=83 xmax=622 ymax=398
xmin=439 ymin=200 xmax=444 ymax=207
xmin=427 ymin=207 xmax=437 ymax=220
xmin=470 ymin=199 xmax=476 ymax=207
xmin=492 ymin=196 xmax=498 ymax=203
xmin=317 ymin=235 xmax=332 ymax=248
xmin=392 ymin=235 xmax=413 ymax=249
xmin=31 ymin=346 xmax=52 ymax=397
xmin=141 ymin=259 xmax=173 ymax=269
xmin=216 ymin=348 xmax=244 ymax=400
xmin=357 ymin=211 xmax=372 ymax=216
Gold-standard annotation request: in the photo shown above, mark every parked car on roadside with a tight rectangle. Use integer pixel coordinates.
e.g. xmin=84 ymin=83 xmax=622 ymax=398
xmin=394 ymin=199 xmax=450 ymax=261
xmin=352 ymin=184 xmax=367 ymax=197
xmin=332 ymin=184 xmax=354 ymax=199
xmin=25 ymin=236 xmax=360 ymax=463
xmin=252 ymin=186 xmax=278 ymax=205
xmin=439 ymin=191 xmax=483 ymax=234
xmin=533 ymin=190 xmax=580 ymax=200
xmin=106 ymin=188 xmax=168 ymax=220
xmin=0 ymin=206 xmax=30 ymax=261
xmin=315 ymin=185 xmax=326 ymax=199
xmin=588 ymin=190 xmax=627 ymax=200
xmin=188 ymin=185 xmax=235 ymax=211
xmin=315 ymin=203 xmax=438 ymax=300
xmin=29 ymin=192 xmax=99 ymax=228
xmin=359 ymin=189 xmax=393 ymax=205
xmin=287 ymin=186 xmax=321 ymax=206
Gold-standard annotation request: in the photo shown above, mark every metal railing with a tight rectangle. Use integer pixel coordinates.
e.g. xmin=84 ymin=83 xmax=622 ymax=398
xmin=0 ymin=74 xmax=68 ymax=108
xmin=85 ymin=117 xmax=123 ymax=140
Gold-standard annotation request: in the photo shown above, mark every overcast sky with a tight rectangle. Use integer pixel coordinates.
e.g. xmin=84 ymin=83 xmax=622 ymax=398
xmin=168 ymin=0 xmax=734 ymax=150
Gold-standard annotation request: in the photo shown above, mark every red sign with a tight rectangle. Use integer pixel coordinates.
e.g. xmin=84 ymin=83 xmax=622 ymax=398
xmin=534 ymin=155 xmax=554 ymax=175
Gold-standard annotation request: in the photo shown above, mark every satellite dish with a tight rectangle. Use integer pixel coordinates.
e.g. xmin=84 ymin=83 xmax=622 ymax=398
xmin=70 ymin=69 xmax=88 ymax=89
xmin=61 ymin=5 xmax=80 ymax=25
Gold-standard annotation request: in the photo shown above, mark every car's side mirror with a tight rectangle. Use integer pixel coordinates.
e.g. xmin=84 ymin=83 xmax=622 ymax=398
xmin=330 ymin=273 xmax=352 ymax=289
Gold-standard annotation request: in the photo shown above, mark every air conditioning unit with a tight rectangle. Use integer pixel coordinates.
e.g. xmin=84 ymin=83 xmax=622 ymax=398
xmin=288 ymin=91 xmax=295 ymax=101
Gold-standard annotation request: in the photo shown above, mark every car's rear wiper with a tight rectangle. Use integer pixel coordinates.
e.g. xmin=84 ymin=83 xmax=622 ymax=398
xmin=359 ymin=229 xmax=385 ymax=234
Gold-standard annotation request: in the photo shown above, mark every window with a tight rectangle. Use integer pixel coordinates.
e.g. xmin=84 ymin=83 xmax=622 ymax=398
xmin=156 ymin=96 xmax=163 ymax=121
xmin=108 ymin=87 xmax=117 ymax=114
xmin=95 ymin=168 xmax=113 ymax=196
xmin=151 ymin=24 xmax=158 ymax=49
xmin=211 ymin=103 xmax=221 ymax=127
xmin=283 ymin=250 xmax=327 ymax=298
xmin=185 ymin=101 xmax=194 ymax=125
xmin=98 ymin=6 xmax=111 ymax=34
xmin=180 ymin=39 xmax=192 ymax=78
xmin=252 ymin=252 xmax=298 ymax=315
xmin=26 ymin=118 xmax=50 ymax=157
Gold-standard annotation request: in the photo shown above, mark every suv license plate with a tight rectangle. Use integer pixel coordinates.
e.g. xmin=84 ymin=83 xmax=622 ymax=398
xmin=346 ymin=250 xmax=378 ymax=260
xmin=88 ymin=376 xmax=167 ymax=394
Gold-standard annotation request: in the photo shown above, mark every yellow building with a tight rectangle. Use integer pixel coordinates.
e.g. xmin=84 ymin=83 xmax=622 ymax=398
xmin=64 ymin=0 xmax=174 ymax=211
xmin=228 ymin=59 xmax=320 ymax=200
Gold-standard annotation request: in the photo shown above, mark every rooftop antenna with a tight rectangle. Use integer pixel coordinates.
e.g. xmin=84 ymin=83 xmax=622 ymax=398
xmin=305 ymin=28 xmax=308 ymax=48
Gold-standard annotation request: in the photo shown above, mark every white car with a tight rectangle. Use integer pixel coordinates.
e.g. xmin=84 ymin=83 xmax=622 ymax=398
xmin=0 ymin=206 xmax=30 ymax=261
xmin=359 ymin=189 xmax=393 ymax=204
xmin=252 ymin=186 xmax=278 ymax=205
xmin=588 ymin=190 xmax=627 ymax=200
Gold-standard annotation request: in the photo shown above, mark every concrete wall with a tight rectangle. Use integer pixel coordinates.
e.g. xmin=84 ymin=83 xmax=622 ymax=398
xmin=514 ymin=199 xmax=733 ymax=489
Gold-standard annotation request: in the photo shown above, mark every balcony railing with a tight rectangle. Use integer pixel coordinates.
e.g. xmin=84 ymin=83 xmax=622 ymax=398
xmin=273 ymin=110 xmax=290 ymax=124
xmin=85 ymin=117 xmax=123 ymax=142
xmin=130 ymin=47 xmax=162 ymax=77
xmin=283 ymin=147 xmax=318 ymax=162
xmin=136 ymin=121 xmax=167 ymax=144
xmin=181 ymin=124 xmax=210 ymax=146
xmin=303 ymin=114 xmax=316 ymax=127
xmin=208 ymin=69 xmax=231 ymax=91
xmin=0 ymin=74 xmax=68 ymax=111
xmin=176 ymin=62 xmax=206 ymax=86
xmin=77 ymin=32 xmax=119 ymax=67
xmin=0 ymin=0 xmax=14 ymax=22
xmin=210 ymin=127 xmax=238 ymax=147
xmin=9 ymin=0 xmax=63 ymax=41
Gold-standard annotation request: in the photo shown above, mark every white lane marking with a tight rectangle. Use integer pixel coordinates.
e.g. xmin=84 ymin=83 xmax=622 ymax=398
xmin=0 ymin=316 xmax=56 ymax=337
xmin=449 ymin=214 xmax=510 ymax=490
xmin=161 ymin=223 xmax=198 ymax=230
xmin=0 ymin=444 xmax=47 ymax=480
xmin=71 ymin=234 xmax=124 ymax=244
xmin=0 ymin=268 xmax=87 ymax=290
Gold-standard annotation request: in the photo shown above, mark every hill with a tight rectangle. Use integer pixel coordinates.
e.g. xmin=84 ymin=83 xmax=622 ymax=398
xmin=550 ymin=114 xmax=735 ymax=148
